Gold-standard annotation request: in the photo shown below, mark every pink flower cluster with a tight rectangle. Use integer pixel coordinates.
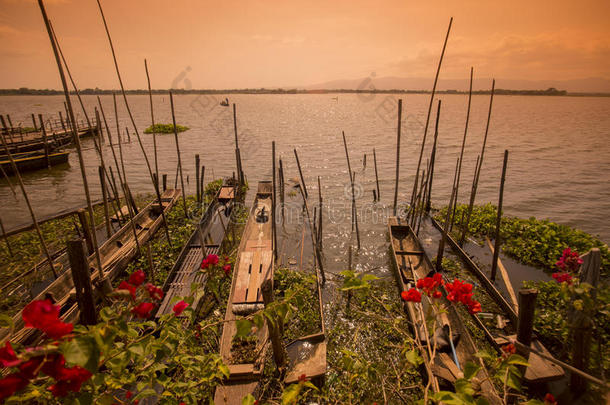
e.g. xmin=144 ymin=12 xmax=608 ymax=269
xmin=200 ymin=254 xmax=232 ymax=277
xmin=552 ymin=247 xmax=582 ymax=285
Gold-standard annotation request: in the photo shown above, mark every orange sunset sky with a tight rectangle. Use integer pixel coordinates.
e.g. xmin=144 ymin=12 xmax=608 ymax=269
xmin=0 ymin=0 xmax=609 ymax=91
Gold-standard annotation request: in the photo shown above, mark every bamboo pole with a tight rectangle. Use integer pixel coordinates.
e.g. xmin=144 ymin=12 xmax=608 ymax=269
xmin=424 ymin=100 xmax=442 ymax=215
xmin=98 ymin=166 xmax=112 ymax=238
xmin=297 ymin=177 xmax=326 ymax=284
xmin=144 ymin=60 xmax=159 ymax=188
xmin=279 ymin=158 xmax=285 ymax=223
xmin=373 ymin=148 xmax=380 ymax=201
xmin=409 ymin=17 xmax=453 ymax=216
xmin=460 ymin=80 xmax=495 ymax=245
xmin=94 ymin=107 xmax=122 ymax=224
xmin=232 ymin=103 xmax=243 ymax=184
xmin=38 ymin=114 xmax=50 ymax=168
xmin=435 ymin=174 xmax=457 ymax=272
xmin=293 ymin=148 xmax=308 ymax=199
xmin=272 ymin=142 xmax=278 ymax=262
xmin=125 ymin=126 xmax=131 ymax=143
xmin=200 ymin=165 xmax=205 ymax=204
xmin=93 ymin=2 xmax=172 ymax=246
xmin=0 ymin=132 xmax=57 ymax=278
xmin=37 ymin=0 xmax=104 ymax=276
xmin=31 ymin=114 xmax=37 ymax=131
xmin=0 ymin=164 xmax=17 ymax=197
xmin=393 ymin=99 xmax=402 ymax=216
xmin=490 ymin=150 xmax=509 ymax=281
xmin=352 ymin=171 xmax=361 ymax=250
xmin=0 ymin=217 xmax=14 ymax=258
xmin=169 ymin=91 xmax=188 ymax=218
xmin=317 ymin=176 xmax=323 ymax=250
xmin=450 ymin=67 xmax=474 ymax=230
xmin=195 ymin=154 xmax=201 ymax=203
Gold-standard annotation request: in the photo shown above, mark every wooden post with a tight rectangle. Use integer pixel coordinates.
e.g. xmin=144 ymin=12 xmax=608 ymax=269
xmin=125 ymin=126 xmax=131 ymax=143
xmin=76 ymin=209 xmax=94 ymax=255
xmin=272 ymin=142 xmax=278 ymax=262
xmin=0 ymin=217 xmax=13 ymax=258
xmin=516 ymin=289 xmax=538 ymax=354
xmin=261 ymin=279 xmax=286 ymax=369
xmin=373 ymin=148 xmax=380 ymax=201
xmin=352 ymin=171 xmax=361 ymax=250
xmin=490 ymin=150 xmax=509 ymax=281
xmin=98 ymin=166 xmax=112 ymax=238
xmin=170 ymin=91 xmax=188 ymax=218
xmin=147 ymin=243 xmax=155 ymax=284
xmin=144 ymin=59 xmax=159 ymax=190
xmin=67 ymin=239 xmax=97 ymax=325
xmin=293 ymin=148 xmax=308 ymax=199
xmin=409 ymin=17 xmax=453 ymax=216
xmin=435 ymin=183 xmax=456 ymax=272
xmin=31 ymin=114 xmax=38 ymax=131
xmin=125 ymin=183 xmax=139 ymax=215
xmin=279 ymin=158 xmax=285 ymax=222
xmin=59 ymin=111 xmax=66 ymax=131
xmin=200 ymin=166 xmax=205 ymax=203
xmin=424 ymin=100 xmax=442 ymax=214
xmin=38 ymin=114 xmax=51 ymax=168
xmin=232 ymin=103 xmax=243 ymax=184
xmin=317 ymin=176 xmax=323 ymax=250
xmin=162 ymin=174 xmax=167 ymax=191
xmin=393 ymin=99 xmax=402 ymax=216
xmin=195 ymin=154 xmax=201 ymax=203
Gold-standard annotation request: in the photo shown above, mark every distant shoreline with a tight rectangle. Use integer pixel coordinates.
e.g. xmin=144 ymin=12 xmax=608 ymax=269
xmin=1 ymin=88 xmax=609 ymax=97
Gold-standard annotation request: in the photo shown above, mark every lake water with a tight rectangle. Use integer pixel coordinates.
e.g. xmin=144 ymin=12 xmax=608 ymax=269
xmin=1 ymin=93 xmax=609 ymax=287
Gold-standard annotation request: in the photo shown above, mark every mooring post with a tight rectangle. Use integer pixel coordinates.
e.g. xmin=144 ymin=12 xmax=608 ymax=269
xmin=459 ymin=154 xmax=480 ymax=245
xmin=272 ymin=141 xmax=278 ymax=262
xmin=293 ymin=148 xmax=308 ymax=199
xmin=352 ymin=171 xmax=361 ymax=250
xmin=67 ymin=239 xmax=97 ymax=325
xmin=162 ymin=174 xmax=167 ymax=191
xmin=125 ymin=126 xmax=131 ymax=143
xmin=279 ymin=158 xmax=285 ymax=222
xmin=37 ymin=114 xmax=51 ymax=168
xmin=373 ymin=148 xmax=380 ymax=201
xmin=195 ymin=154 xmax=201 ymax=203
xmin=516 ymin=289 xmax=538 ymax=357
xmin=169 ymin=91 xmax=188 ymax=219
xmin=232 ymin=103 xmax=243 ymax=184
xmin=31 ymin=113 xmax=38 ymax=131
xmin=435 ymin=184 xmax=456 ymax=272
xmin=317 ymin=176 xmax=323 ymax=250
xmin=59 ymin=111 xmax=66 ymax=131
xmin=98 ymin=166 xmax=112 ymax=238
xmin=393 ymin=99 xmax=402 ymax=216
xmin=261 ymin=279 xmax=286 ymax=369
xmin=0 ymin=217 xmax=13 ymax=258
xmin=424 ymin=100 xmax=442 ymax=216
xmin=200 ymin=165 xmax=205 ymax=204
xmin=76 ymin=209 xmax=94 ymax=255
xmin=490 ymin=150 xmax=509 ymax=281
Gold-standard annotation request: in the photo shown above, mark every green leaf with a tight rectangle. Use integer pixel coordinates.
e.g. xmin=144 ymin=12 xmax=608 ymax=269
xmin=463 ymin=362 xmax=481 ymax=380
xmin=61 ymin=336 xmax=100 ymax=373
xmin=235 ymin=319 xmax=252 ymax=338
xmin=0 ymin=314 xmax=14 ymax=330
xmin=281 ymin=383 xmax=301 ymax=405
xmin=507 ymin=354 xmax=529 ymax=367
xmin=241 ymin=394 xmax=256 ymax=405
xmin=405 ymin=349 xmax=423 ymax=366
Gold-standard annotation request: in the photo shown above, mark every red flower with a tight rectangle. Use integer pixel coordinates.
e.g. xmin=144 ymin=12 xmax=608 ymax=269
xmin=0 ymin=373 xmax=29 ymax=402
xmin=145 ymin=283 xmax=164 ymax=301
xmin=445 ymin=279 xmax=482 ymax=314
xmin=552 ymin=272 xmax=573 ymax=285
xmin=502 ymin=343 xmax=516 ymax=356
xmin=207 ymin=254 xmax=219 ymax=265
xmin=40 ymin=354 xmax=66 ymax=379
xmin=21 ymin=299 xmax=73 ymax=339
xmin=222 ymin=264 xmax=231 ymax=276
xmin=0 ymin=342 xmax=20 ymax=368
xmin=298 ymin=373 xmax=307 ymax=382
xmin=416 ymin=273 xmax=444 ymax=296
xmin=544 ymin=393 xmax=557 ymax=405
xmin=555 ymin=248 xmax=583 ymax=272
xmin=18 ymin=356 xmax=45 ymax=379
xmin=131 ymin=302 xmax=155 ymax=319
xmin=401 ymin=288 xmax=421 ymax=303
xmin=172 ymin=301 xmax=189 ymax=316
xmin=467 ymin=300 xmax=482 ymax=314
xmin=128 ymin=270 xmax=146 ymax=286
xmin=118 ymin=281 xmax=137 ymax=300
xmin=126 ymin=390 xmax=133 ymax=399
xmin=200 ymin=258 xmax=210 ymax=270
xmin=48 ymin=365 xmax=92 ymax=397
xmin=432 ymin=290 xmax=442 ymax=299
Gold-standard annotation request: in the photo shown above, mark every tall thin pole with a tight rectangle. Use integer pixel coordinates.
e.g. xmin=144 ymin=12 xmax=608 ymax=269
xmin=409 ymin=17 xmax=453 ymax=215
xmin=352 ymin=171 xmax=361 ymax=250
xmin=317 ymin=176 xmax=323 ymax=250
xmin=94 ymin=1 xmax=171 ymax=246
xmin=373 ymin=148 xmax=380 ymax=201
xmin=232 ymin=103 xmax=242 ymax=184
xmin=272 ymin=141 xmax=278 ymax=262
xmin=169 ymin=91 xmax=188 ymax=218
xmin=393 ymin=99 xmax=402 ymax=216
xmin=98 ymin=166 xmax=112 ymax=238
xmin=435 ymin=179 xmax=457 ymax=272
xmin=424 ymin=100 xmax=442 ymax=215
xmin=460 ymin=80 xmax=495 ymax=245
xmin=450 ymin=67 xmax=474 ymax=230
xmin=491 ymin=150 xmax=509 ymax=281
xmin=0 ymin=217 xmax=13 ymax=258
xmin=293 ymin=149 xmax=308 ymax=199
xmin=144 ymin=59 xmax=159 ymax=186
xmin=37 ymin=114 xmax=50 ymax=168
xmin=0 ymin=132 xmax=57 ymax=278
xmin=37 ymin=0 xmax=103 ymax=275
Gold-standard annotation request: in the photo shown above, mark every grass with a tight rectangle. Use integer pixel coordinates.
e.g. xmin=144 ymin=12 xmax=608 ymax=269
xmin=144 ymin=123 xmax=189 ymax=134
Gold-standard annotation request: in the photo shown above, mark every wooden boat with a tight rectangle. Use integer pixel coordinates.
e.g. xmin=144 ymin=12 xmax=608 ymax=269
xmin=0 ymin=150 xmax=69 ymax=175
xmin=0 ymin=189 xmax=181 ymax=345
xmin=156 ymin=183 xmax=240 ymax=317
xmin=429 ymin=217 xmax=565 ymax=384
xmin=215 ymin=181 xmax=274 ymax=404
xmin=0 ymin=126 xmax=96 ymax=155
xmin=388 ymin=217 xmax=501 ymax=404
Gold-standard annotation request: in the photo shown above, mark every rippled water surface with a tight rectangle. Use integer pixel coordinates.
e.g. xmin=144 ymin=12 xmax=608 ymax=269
xmin=1 ymin=94 xmax=609 ymax=284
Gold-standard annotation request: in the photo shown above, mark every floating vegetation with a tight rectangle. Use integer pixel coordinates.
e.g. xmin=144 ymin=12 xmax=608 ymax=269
xmin=144 ymin=123 xmax=190 ymax=134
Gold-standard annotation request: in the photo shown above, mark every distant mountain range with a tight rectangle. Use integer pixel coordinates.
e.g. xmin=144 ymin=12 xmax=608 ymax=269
xmin=299 ymin=76 xmax=610 ymax=93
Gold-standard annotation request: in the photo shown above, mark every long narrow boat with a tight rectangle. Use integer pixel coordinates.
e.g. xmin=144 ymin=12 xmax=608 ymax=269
xmin=388 ymin=217 xmax=502 ymax=404
xmin=156 ymin=182 xmax=240 ymax=317
xmin=215 ymin=181 xmax=274 ymax=404
xmin=429 ymin=217 xmax=565 ymax=384
xmin=0 ymin=189 xmax=181 ymax=345
xmin=0 ymin=150 xmax=69 ymax=175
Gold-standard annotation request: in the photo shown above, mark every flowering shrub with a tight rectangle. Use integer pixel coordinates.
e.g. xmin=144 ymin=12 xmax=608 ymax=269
xmin=0 ymin=270 xmax=228 ymax=404
xmin=400 ymin=274 xmax=481 ymax=314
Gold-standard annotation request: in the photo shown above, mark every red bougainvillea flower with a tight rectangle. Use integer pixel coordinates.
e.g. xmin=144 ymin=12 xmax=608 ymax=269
xmin=48 ymin=365 xmax=92 ymax=397
xmin=502 ymin=343 xmax=516 ymax=357
xmin=126 ymin=390 xmax=133 ymax=399
xmin=118 ymin=281 xmax=137 ymax=300
xmin=145 ymin=283 xmax=164 ymax=301
xmin=21 ymin=300 xmax=73 ymax=339
xmin=0 ymin=342 xmax=20 ymax=368
xmin=298 ymin=373 xmax=307 ymax=383
xmin=172 ymin=300 xmax=189 ymax=316
xmin=552 ymin=272 xmax=573 ymax=285
xmin=131 ymin=302 xmax=155 ymax=319
xmin=416 ymin=273 xmax=444 ymax=296
xmin=206 ymin=254 xmax=219 ymax=265
xmin=544 ymin=393 xmax=557 ymax=405
xmin=0 ymin=373 xmax=29 ymax=402
xmin=401 ymin=288 xmax=421 ymax=303
xmin=445 ymin=279 xmax=482 ymax=314
xmin=555 ymin=248 xmax=583 ymax=272
xmin=128 ymin=270 xmax=146 ymax=287
xmin=222 ymin=264 xmax=231 ymax=276
xmin=200 ymin=258 xmax=210 ymax=270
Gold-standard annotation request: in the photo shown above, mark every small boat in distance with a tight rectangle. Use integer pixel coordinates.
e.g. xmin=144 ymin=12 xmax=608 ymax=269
xmin=220 ymin=98 xmax=230 ymax=107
